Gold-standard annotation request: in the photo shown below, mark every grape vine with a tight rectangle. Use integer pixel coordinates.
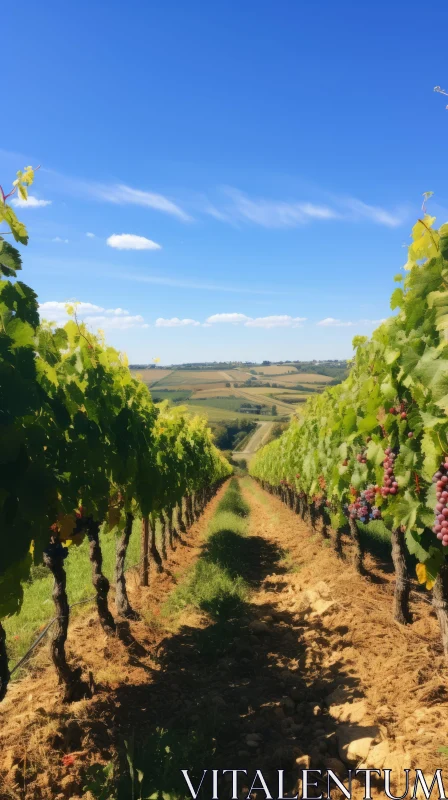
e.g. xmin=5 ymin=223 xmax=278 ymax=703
xmin=0 ymin=167 xmax=231 ymax=702
xmin=250 ymin=206 xmax=448 ymax=652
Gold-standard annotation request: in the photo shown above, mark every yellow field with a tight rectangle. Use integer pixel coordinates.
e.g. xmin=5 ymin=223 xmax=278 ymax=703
xmin=268 ymin=372 xmax=331 ymax=384
xmin=252 ymin=365 xmax=299 ymax=376
xmin=130 ymin=369 xmax=173 ymax=386
xmin=155 ymin=370 xmax=237 ymax=386
xmin=190 ymin=387 xmax=237 ymax=399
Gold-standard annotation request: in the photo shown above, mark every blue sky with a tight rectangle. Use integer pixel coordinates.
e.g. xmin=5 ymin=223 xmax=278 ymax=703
xmin=3 ymin=0 xmax=448 ymax=364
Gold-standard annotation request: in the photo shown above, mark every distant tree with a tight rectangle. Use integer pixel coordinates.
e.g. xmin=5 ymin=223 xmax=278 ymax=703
xmin=225 ymin=382 xmax=231 ymax=387
xmin=262 ymin=360 xmax=271 ymax=366
xmin=271 ymin=405 xmax=277 ymax=416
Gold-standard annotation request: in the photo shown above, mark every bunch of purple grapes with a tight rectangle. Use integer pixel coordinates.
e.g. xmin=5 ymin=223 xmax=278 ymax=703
xmin=381 ymin=447 xmax=398 ymax=497
xmin=432 ymin=461 xmax=448 ymax=546
xmin=345 ymin=484 xmax=382 ymax=523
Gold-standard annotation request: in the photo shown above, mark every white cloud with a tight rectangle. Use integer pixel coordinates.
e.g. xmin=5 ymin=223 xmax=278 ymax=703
xmin=38 ymin=301 xmax=147 ymax=330
xmin=40 ymin=301 xmax=104 ymax=317
xmin=206 ymin=312 xmax=306 ymax=328
xmin=86 ymin=314 xmax=146 ymax=330
xmin=86 ymin=232 xmax=95 ymax=238
xmin=52 ymin=237 xmax=69 ymax=243
xmin=317 ymin=318 xmax=354 ymax=327
xmin=12 ymin=194 xmax=52 ymax=208
xmin=106 ymin=233 xmax=162 ymax=251
xmin=89 ymin=183 xmax=191 ymax=221
xmin=206 ymin=313 xmax=252 ymax=324
xmin=245 ymin=315 xmax=306 ymax=328
xmin=155 ymin=317 xmax=201 ymax=328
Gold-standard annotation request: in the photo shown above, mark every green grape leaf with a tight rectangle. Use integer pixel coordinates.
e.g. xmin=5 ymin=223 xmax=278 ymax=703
xmin=390 ymin=287 xmax=404 ymax=309
xmin=0 ymin=239 xmax=22 ymax=277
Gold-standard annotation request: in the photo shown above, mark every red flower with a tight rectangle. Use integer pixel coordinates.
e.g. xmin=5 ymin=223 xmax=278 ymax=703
xmin=62 ymin=754 xmax=75 ymax=767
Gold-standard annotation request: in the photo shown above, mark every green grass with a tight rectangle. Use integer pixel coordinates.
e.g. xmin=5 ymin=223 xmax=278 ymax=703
xmin=163 ymin=481 xmax=251 ymax=624
xmin=151 ymin=389 xmax=192 ymax=402
xmin=4 ymin=517 xmax=145 ymax=670
xmin=216 ymin=482 xmax=250 ymax=517
xmin=183 ymin=403 xmax=281 ymax=423
xmin=163 ymin=507 xmax=249 ymax=622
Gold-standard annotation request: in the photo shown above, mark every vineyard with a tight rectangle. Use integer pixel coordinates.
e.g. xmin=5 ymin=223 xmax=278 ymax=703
xmin=2 ymin=168 xmax=448 ymax=798
xmin=250 ymin=205 xmax=448 ymax=652
xmin=0 ymin=167 xmax=231 ymax=705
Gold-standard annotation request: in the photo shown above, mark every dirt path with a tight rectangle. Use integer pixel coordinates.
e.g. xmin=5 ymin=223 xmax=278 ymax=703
xmin=240 ymin=479 xmax=447 ymax=786
xmin=1 ymin=478 xmax=447 ymax=799
xmin=233 ymin=421 xmax=274 ymax=460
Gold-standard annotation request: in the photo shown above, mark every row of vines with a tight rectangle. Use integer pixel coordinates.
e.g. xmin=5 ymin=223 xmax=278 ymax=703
xmin=250 ymin=206 xmax=448 ymax=653
xmin=0 ymin=167 xmax=231 ymax=702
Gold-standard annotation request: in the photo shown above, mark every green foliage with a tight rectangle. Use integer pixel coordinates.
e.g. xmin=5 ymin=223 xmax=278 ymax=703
xmin=250 ymin=211 xmax=448 ymax=581
xmin=0 ymin=167 xmax=231 ymax=623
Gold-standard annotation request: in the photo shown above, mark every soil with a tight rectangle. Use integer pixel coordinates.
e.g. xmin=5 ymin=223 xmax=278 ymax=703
xmin=0 ymin=478 xmax=447 ymax=800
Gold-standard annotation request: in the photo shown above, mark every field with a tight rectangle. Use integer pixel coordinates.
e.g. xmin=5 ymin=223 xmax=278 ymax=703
xmin=131 ymin=369 xmax=173 ymax=386
xmin=183 ymin=403 xmax=279 ymax=422
xmin=152 ymin=370 xmax=239 ymax=387
xmin=129 ymin=366 xmax=334 ymax=423
xmin=252 ymin=365 xmax=300 ymax=376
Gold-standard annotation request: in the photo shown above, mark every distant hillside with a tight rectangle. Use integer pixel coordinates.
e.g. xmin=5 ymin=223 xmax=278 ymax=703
xmin=129 ymin=359 xmax=348 ymax=382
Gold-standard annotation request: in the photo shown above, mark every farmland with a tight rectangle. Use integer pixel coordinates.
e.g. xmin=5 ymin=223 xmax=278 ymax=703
xmin=131 ymin=364 xmax=334 ymax=424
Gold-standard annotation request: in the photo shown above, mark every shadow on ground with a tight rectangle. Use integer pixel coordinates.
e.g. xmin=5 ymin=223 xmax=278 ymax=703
xmin=77 ymin=521 xmax=365 ymax=800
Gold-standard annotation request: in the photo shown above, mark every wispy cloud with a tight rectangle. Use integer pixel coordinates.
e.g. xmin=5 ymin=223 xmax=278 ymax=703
xmin=221 ymin=188 xmax=338 ymax=228
xmin=202 ymin=187 xmax=407 ymax=229
xmin=86 ymin=232 xmax=95 ymax=238
xmin=342 ymin=198 xmax=404 ymax=228
xmin=107 ymin=233 xmax=162 ymax=251
xmin=206 ymin=313 xmax=306 ymax=328
xmin=12 ymin=195 xmax=52 ymax=208
xmin=155 ymin=317 xmax=201 ymax=327
xmin=94 ymin=184 xmax=192 ymax=221
xmin=52 ymin=237 xmax=69 ymax=244
xmin=118 ymin=272 xmax=282 ymax=295
xmin=39 ymin=301 xmax=148 ymax=330
xmin=45 ymin=169 xmax=192 ymax=222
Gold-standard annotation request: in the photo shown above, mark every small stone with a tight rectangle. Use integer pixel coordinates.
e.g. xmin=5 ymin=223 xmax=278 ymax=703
xmin=337 ymin=724 xmax=380 ymax=764
xmin=248 ymin=620 xmax=270 ymax=635
xmin=362 ymin=740 xmax=390 ymax=769
xmin=312 ymin=704 xmax=322 ymax=717
xmin=328 ymin=699 xmax=367 ymax=724
xmin=295 ymin=754 xmax=311 ymax=769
